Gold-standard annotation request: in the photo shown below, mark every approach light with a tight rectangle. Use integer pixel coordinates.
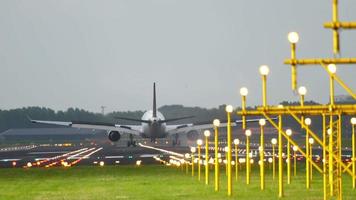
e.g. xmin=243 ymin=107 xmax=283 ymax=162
xmin=259 ymin=119 xmax=266 ymax=126
xmin=305 ymin=118 xmax=312 ymax=126
xmin=245 ymin=129 xmax=252 ymax=137
xmin=99 ymin=161 xmax=105 ymax=167
xmin=204 ymin=130 xmax=211 ymax=137
xmin=351 ymin=117 xmax=356 ymax=125
xmin=225 ymin=105 xmax=233 ymax=113
xmin=213 ymin=119 xmax=220 ymax=127
xmin=327 ymin=64 xmax=337 ymax=74
xmin=259 ymin=65 xmax=270 ymax=76
xmin=233 ymin=139 xmax=240 ymax=145
xmin=185 ymin=153 xmax=190 ymax=159
xmin=190 ymin=147 xmax=196 ymax=153
xmin=293 ymin=146 xmax=298 ymax=152
xmin=309 ymin=138 xmax=314 ymax=144
xmin=298 ymin=86 xmax=307 ymax=96
xmin=271 ymin=138 xmax=277 ymax=145
xmin=240 ymin=87 xmax=249 ymax=96
xmin=224 ymin=146 xmax=229 ymax=152
xmin=286 ymin=129 xmax=293 ymax=136
xmin=288 ymin=32 xmax=299 ymax=44
xmin=27 ymin=162 xmax=32 ymax=168
xmin=197 ymin=139 xmax=203 ymax=146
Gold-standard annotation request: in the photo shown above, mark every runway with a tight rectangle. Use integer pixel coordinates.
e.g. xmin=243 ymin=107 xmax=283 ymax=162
xmin=0 ymin=142 xmax=352 ymax=168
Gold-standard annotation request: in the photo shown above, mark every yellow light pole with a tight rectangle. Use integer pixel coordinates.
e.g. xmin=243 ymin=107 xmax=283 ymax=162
xmin=240 ymin=87 xmax=248 ymax=129
xmin=271 ymin=138 xmax=277 ymax=180
xmin=292 ymin=145 xmax=298 ymax=177
xmin=204 ymin=130 xmax=211 ymax=185
xmin=277 ymin=109 xmax=284 ymax=198
xmin=304 ymin=117 xmax=312 ymax=189
xmin=185 ymin=153 xmax=190 ymax=174
xmin=234 ymin=138 xmax=240 ymax=181
xmin=327 ymin=63 xmax=336 ymax=196
xmin=259 ymin=65 xmax=270 ymax=107
xmin=286 ymin=129 xmax=293 ymax=184
xmin=259 ymin=118 xmax=266 ymax=190
xmin=298 ymin=86 xmax=307 ymax=129
xmin=288 ymin=31 xmax=299 ymax=90
xmin=213 ymin=119 xmax=220 ymax=191
xmin=351 ymin=117 xmax=356 ymax=189
xmin=245 ymin=129 xmax=252 ymax=185
xmin=225 ymin=105 xmax=233 ymax=196
xmin=309 ymin=138 xmax=314 ymax=182
xmin=190 ymin=147 xmax=196 ymax=177
xmin=224 ymin=146 xmax=228 ymax=176
xmin=197 ymin=139 xmax=203 ymax=181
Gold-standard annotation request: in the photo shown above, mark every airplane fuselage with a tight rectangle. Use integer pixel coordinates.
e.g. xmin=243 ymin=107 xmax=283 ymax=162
xmin=140 ymin=110 xmax=167 ymax=139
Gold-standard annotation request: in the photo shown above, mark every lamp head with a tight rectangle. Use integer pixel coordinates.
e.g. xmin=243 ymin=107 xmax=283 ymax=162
xmin=286 ymin=129 xmax=292 ymax=136
xmin=233 ymin=138 xmax=240 ymax=145
xmin=240 ymin=87 xmax=249 ymax=96
xmin=304 ymin=118 xmax=312 ymax=126
xmin=271 ymin=138 xmax=277 ymax=145
xmin=204 ymin=130 xmax=211 ymax=137
xmin=309 ymin=138 xmax=314 ymax=144
xmin=351 ymin=117 xmax=356 ymax=125
xmin=224 ymin=146 xmax=229 ymax=152
xmin=327 ymin=64 xmax=337 ymax=74
xmin=225 ymin=105 xmax=233 ymax=113
xmin=298 ymin=86 xmax=307 ymax=96
xmin=245 ymin=129 xmax=252 ymax=137
xmin=196 ymin=139 xmax=203 ymax=146
xmin=288 ymin=32 xmax=299 ymax=43
xmin=259 ymin=65 xmax=270 ymax=76
xmin=259 ymin=118 xmax=266 ymax=126
xmin=190 ymin=147 xmax=196 ymax=153
xmin=292 ymin=145 xmax=298 ymax=152
xmin=213 ymin=119 xmax=220 ymax=127
xmin=185 ymin=153 xmax=190 ymax=159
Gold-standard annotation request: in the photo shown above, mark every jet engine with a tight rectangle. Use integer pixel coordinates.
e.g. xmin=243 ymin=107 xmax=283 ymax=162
xmin=108 ymin=131 xmax=121 ymax=142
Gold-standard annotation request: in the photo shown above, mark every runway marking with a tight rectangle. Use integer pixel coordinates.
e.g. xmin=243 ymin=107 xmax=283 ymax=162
xmin=138 ymin=143 xmax=184 ymax=157
xmin=28 ymin=151 xmax=69 ymax=155
xmin=140 ymin=154 xmax=159 ymax=158
xmin=0 ymin=159 xmax=21 ymax=162
xmin=105 ymin=156 xmax=124 ymax=159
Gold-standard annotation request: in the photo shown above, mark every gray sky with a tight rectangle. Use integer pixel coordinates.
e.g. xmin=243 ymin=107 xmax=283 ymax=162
xmin=0 ymin=0 xmax=355 ymax=113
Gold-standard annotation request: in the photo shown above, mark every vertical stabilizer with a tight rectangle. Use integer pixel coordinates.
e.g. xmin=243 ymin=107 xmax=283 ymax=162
xmin=153 ymin=82 xmax=157 ymax=118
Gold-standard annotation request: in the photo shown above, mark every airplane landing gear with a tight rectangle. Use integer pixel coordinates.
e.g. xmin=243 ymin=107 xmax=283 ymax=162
xmin=172 ymin=133 xmax=180 ymax=146
xmin=127 ymin=134 xmax=137 ymax=147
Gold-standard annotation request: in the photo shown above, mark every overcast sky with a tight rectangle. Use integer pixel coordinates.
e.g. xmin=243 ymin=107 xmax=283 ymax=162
xmin=0 ymin=0 xmax=355 ymax=113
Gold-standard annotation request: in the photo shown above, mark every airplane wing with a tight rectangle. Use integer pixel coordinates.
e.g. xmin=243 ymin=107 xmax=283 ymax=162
xmin=30 ymin=119 xmax=141 ymax=135
xmin=166 ymin=118 xmax=273 ymax=134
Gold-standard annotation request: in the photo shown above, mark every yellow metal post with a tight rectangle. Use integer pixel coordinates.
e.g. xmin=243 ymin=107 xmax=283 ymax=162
xmin=291 ymin=42 xmax=297 ymax=90
xmin=214 ymin=124 xmax=220 ymax=191
xmin=278 ymin=115 xmax=284 ymax=197
xmin=306 ymin=127 xmax=310 ymax=189
xmin=227 ymin=110 xmax=232 ymax=196
xmin=192 ymin=153 xmax=195 ymax=177
xmin=352 ymin=122 xmax=355 ymax=189
xmin=332 ymin=0 xmax=340 ymax=55
xmin=262 ymin=75 xmax=267 ymax=107
xmin=260 ymin=124 xmax=265 ymax=190
xmin=294 ymin=148 xmax=297 ymax=177
xmin=242 ymin=95 xmax=246 ymax=129
xmin=198 ymin=145 xmax=201 ymax=181
xmin=246 ymin=130 xmax=251 ymax=185
xmin=287 ymin=137 xmax=291 ymax=184
xmin=235 ymin=143 xmax=239 ymax=181
xmin=272 ymin=144 xmax=276 ymax=180
xmin=322 ymin=114 xmax=327 ymax=200
xmin=205 ymin=136 xmax=209 ymax=185
xmin=310 ymin=143 xmax=313 ymax=182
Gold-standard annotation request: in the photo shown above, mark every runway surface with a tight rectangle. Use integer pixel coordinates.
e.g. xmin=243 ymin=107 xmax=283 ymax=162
xmin=0 ymin=142 xmax=352 ymax=168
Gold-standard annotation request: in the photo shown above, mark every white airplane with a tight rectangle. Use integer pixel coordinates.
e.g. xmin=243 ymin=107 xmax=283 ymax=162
xmin=31 ymin=83 xmax=261 ymax=146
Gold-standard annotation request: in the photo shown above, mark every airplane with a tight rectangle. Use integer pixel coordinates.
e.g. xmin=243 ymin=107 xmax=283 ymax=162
xmin=30 ymin=83 xmax=262 ymax=147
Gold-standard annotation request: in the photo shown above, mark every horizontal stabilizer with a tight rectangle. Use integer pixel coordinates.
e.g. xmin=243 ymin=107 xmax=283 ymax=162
xmin=160 ymin=116 xmax=194 ymax=123
xmin=115 ymin=116 xmax=151 ymax=123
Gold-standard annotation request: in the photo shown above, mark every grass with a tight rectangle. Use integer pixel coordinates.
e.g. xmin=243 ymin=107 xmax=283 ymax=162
xmin=0 ymin=164 xmax=355 ymax=200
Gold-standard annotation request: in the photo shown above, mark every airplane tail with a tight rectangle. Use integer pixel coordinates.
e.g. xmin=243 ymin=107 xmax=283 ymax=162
xmin=153 ymin=82 xmax=157 ymax=118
